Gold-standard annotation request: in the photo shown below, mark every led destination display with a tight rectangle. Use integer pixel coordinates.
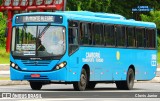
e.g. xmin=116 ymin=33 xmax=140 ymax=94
xmin=16 ymin=15 xmax=63 ymax=23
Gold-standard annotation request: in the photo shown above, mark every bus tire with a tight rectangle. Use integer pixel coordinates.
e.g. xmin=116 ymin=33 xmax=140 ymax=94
xmin=86 ymin=82 xmax=96 ymax=89
xmin=73 ymin=68 xmax=87 ymax=91
xmin=116 ymin=68 xmax=135 ymax=90
xmin=29 ymin=82 xmax=42 ymax=90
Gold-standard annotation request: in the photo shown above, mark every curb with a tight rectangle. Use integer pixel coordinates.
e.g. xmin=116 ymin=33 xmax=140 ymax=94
xmin=0 ymin=71 xmax=10 ymax=74
xmin=0 ymin=80 xmax=29 ymax=86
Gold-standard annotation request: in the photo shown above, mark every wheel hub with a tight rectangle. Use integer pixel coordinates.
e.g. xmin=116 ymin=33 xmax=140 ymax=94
xmin=80 ymin=74 xmax=86 ymax=86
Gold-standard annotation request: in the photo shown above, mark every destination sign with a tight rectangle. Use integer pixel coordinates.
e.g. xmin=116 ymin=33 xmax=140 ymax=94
xmin=23 ymin=16 xmax=54 ymax=22
xmin=16 ymin=15 xmax=63 ymax=23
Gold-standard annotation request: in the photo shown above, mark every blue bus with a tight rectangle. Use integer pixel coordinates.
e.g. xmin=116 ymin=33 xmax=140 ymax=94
xmin=10 ymin=11 xmax=157 ymax=91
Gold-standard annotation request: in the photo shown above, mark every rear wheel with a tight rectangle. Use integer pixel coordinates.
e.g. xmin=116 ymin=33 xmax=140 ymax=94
xmin=73 ymin=68 xmax=87 ymax=91
xmin=30 ymin=82 xmax=42 ymax=90
xmin=116 ymin=68 xmax=135 ymax=90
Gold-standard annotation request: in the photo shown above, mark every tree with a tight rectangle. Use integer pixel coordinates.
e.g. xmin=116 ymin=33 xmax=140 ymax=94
xmin=0 ymin=0 xmax=2 ymax=5
xmin=66 ymin=0 xmax=111 ymax=12
xmin=108 ymin=0 xmax=160 ymax=19
xmin=141 ymin=11 xmax=160 ymax=50
xmin=141 ymin=11 xmax=160 ymax=29
xmin=0 ymin=12 xmax=7 ymax=47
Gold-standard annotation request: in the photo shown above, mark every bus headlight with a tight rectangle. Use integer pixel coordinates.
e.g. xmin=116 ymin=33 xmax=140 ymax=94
xmin=10 ymin=62 xmax=20 ymax=70
xmin=11 ymin=62 xmax=16 ymax=67
xmin=15 ymin=65 xmax=19 ymax=70
xmin=55 ymin=61 xmax=67 ymax=70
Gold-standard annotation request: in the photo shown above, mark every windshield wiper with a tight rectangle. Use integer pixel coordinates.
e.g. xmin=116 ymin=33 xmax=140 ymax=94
xmin=36 ymin=23 xmax=51 ymax=56
xmin=38 ymin=23 xmax=51 ymax=39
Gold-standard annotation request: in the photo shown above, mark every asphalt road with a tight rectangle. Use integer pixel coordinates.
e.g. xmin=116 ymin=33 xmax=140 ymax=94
xmin=0 ymin=83 xmax=160 ymax=101
xmin=0 ymin=82 xmax=160 ymax=92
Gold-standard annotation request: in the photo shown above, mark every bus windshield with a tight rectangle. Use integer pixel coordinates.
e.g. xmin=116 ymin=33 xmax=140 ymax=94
xmin=11 ymin=25 xmax=66 ymax=59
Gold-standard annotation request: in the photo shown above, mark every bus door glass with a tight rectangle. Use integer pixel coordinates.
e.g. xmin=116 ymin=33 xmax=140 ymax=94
xmin=68 ymin=21 xmax=79 ymax=55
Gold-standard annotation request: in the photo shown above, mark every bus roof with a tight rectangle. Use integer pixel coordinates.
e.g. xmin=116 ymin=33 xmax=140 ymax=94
xmin=13 ymin=11 xmax=156 ymax=28
xmin=57 ymin=11 xmax=126 ymax=20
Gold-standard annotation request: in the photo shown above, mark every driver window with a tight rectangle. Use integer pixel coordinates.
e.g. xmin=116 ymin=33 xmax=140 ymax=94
xmin=68 ymin=27 xmax=79 ymax=55
xmin=68 ymin=21 xmax=79 ymax=55
xmin=69 ymin=28 xmax=78 ymax=45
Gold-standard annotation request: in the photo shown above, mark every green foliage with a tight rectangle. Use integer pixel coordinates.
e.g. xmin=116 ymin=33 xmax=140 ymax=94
xmin=66 ymin=0 xmax=160 ymax=19
xmin=66 ymin=0 xmax=111 ymax=12
xmin=140 ymin=11 xmax=160 ymax=50
xmin=108 ymin=0 xmax=160 ymax=19
xmin=157 ymin=36 xmax=160 ymax=50
xmin=0 ymin=12 xmax=7 ymax=47
xmin=0 ymin=47 xmax=9 ymax=64
xmin=158 ymin=51 xmax=160 ymax=64
xmin=141 ymin=11 xmax=160 ymax=29
xmin=0 ymin=0 xmax=2 ymax=5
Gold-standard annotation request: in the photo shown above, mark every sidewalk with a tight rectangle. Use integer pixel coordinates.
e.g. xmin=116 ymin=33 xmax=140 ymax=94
xmin=0 ymin=64 xmax=9 ymax=71
xmin=0 ymin=80 xmax=29 ymax=86
xmin=0 ymin=71 xmax=10 ymax=74
xmin=157 ymin=68 xmax=160 ymax=72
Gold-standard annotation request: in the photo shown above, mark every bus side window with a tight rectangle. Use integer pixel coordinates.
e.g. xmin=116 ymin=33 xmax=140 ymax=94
xmin=136 ymin=27 xmax=145 ymax=48
xmin=116 ymin=25 xmax=125 ymax=47
xmin=79 ymin=23 xmax=93 ymax=45
xmin=93 ymin=24 xmax=103 ymax=45
xmin=88 ymin=23 xmax=93 ymax=45
xmin=104 ymin=25 xmax=115 ymax=47
xmin=126 ymin=27 xmax=135 ymax=47
xmin=146 ymin=29 xmax=156 ymax=48
xmin=81 ymin=23 xmax=88 ymax=45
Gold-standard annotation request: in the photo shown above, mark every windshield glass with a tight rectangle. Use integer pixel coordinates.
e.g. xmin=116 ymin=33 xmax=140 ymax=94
xmin=11 ymin=25 xmax=66 ymax=58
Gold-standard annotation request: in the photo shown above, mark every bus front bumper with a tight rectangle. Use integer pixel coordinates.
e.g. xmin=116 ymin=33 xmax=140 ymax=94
xmin=10 ymin=67 xmax=67 ymax=81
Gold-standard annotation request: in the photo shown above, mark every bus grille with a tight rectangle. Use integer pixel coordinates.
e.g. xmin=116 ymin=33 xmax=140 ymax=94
xmin=21 ymin=60 xmax=51 ymax=66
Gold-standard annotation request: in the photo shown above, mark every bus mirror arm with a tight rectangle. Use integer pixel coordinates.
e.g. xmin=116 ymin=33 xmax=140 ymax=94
xmin=4 ymin=27 xmax=8 ymax=37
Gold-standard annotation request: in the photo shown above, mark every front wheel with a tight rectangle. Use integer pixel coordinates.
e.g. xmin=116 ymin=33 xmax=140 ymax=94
xmin=29 ymin=82 xmax=42 ymax=90
xmin=86 ymin=82 xmax=96 ymax=89
xmin=73 ymin=68 xmax=87 ymax=91
xmin=116 ymin=68 xmax=135 ymax=90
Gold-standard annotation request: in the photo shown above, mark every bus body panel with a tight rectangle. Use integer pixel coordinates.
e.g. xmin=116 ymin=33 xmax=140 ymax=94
xmin=10 ymin=48 xmax=156 ymax=82
xmin=68 ymin=47 xmax=157 ymax=81
xmin=10 ymin=11 xmax=157 ymax=85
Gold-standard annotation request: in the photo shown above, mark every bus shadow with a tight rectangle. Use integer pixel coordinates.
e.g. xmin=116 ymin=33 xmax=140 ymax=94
xmin=40 ymin=87 xmax=145 ymax=91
